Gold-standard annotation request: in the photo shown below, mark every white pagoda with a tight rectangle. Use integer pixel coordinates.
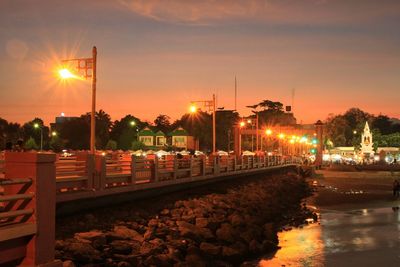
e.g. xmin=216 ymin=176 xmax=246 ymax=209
xmin=360 ymin=122 xmax=374 ymax=156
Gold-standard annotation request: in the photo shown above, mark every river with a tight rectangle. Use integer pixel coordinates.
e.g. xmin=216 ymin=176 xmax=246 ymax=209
xmin=257 ymin=172 xmax=400 ymax=266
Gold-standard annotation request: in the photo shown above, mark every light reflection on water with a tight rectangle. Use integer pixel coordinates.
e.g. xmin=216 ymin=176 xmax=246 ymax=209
xmin=259 ymin=207 xmax=400 ymax=267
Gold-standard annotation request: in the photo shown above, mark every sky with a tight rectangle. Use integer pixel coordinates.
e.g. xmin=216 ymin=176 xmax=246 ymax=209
xmin=0 ymin=0 xmax=400 ymax=125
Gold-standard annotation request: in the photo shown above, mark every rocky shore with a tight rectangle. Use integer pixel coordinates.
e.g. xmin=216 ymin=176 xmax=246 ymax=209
xmin=56 ymin=170 xmax=314 ymax=267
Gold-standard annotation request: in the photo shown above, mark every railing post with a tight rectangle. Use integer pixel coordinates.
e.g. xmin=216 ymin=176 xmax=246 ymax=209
xmin=3 ymin=152 xmax=61 ymax=267
xmin=233 ymin=157 xmax=237 ymax=172
xmin=76 ymin=152 xmax=94 ymax=191
xmin=202 ymin=156 xmax=206 ymax=176
xmin=130 ymin=155 xmax=136 ymax=186
xmin=95 ymin=155 xmax=106 ymax=190
xmin=213 ymin=156 xmax=220 ymax=175
xmin=173 ymin=156 xmax=177 ymax=180
xmin=189 ymin=157 xmax=193 ymax=177
xmin=153 ymin=156 xmax=159 ymax=182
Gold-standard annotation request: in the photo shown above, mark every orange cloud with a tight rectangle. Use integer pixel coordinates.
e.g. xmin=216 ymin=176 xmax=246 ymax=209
xmin=118 ymin=0 xmax=400 ymax=25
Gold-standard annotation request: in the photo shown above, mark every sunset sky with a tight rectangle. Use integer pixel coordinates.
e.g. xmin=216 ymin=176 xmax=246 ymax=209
xmin=1 ymin=0 xmax=400 ymax=125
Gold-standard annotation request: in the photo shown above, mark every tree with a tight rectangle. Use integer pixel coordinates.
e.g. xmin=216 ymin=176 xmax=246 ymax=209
xmin=111 ymin=115 xmax=146 ymax=150
xmin=59 ymin=117 xmax=90 ymax=150
xmin=24 ymin=137 xmax=38 ymax=150
xmin=154 ymin=114 xmax=171 ymax=134
xmin=22 ymin=118 xmax=49 ymax=148
xmin=49 ymin=136 xmax=64 ymax=152
xmin=131 ymin=140 xmax=146 ymax=151
xmin=372 ymin=115 xmax=393 ymax=135
xmin=106 ymin=140 xmax=117 ymax=150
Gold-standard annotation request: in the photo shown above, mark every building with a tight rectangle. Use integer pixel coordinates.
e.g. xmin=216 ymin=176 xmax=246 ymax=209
xmin=360 ymin=122 xmax=374 ymax=157
xmin=137 ymin=127 xmax=156 ymax=147
xmin=137 ymin=126 xmax=197 ymax=150
xmin=168 ymin=127 xmax=198 ymax=150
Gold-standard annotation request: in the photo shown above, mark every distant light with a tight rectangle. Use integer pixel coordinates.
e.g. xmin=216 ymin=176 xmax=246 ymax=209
xmin=289 ymin=139 xmax=295 ymax=144
xmin=61 ymin=112 xmax=65 ymax=117
xmin=353 ymin=130 xmax=357 ymax=134
xmin=33 ymin=123 xmax=40 ymax=129
xmin=247 ymin=119 xmax=252 ymax=124
xmin=278 ymin=133 xmax=285 ymax=139
xmin=59 ymin=68 xmax=74 ymax=79
xmin=130 ymin=121 xmax=136 ymax=126
xmin=52 ymin=131 xmax=57 ymax=136
xmin=101 ymin=152 xmax=106 ymax=156
xmin=265 ymin=129 xmax=272 ymax=135
xmin=240 ymin=121 xmax=245 ymax=127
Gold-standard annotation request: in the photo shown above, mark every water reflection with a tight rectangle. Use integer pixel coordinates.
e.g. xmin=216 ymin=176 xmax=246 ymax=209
xmin=259 ymin=207 xmax=400 ymax=266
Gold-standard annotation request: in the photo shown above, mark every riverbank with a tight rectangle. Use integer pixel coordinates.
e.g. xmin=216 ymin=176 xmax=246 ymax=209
xmin=55 ymin=170 xmax=313 ymax=266
xmin=257 ymin=169 xmax=400 ymax=267
xmin=309 ymin=169 xmax=399 ymax=209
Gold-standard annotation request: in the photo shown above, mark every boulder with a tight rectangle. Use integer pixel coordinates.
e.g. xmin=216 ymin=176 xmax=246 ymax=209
xmin=199 ymin=242 xmax=221 ymax=256
xmin=216 ymin=223 xmax=235 ymax=243
xmin=112 ymin=226 xmax=144 ymax=243
xmin=63 ymin=241 xmax=102 ymax=263
xmin=110 ymin=240 xmax=132 ymax=255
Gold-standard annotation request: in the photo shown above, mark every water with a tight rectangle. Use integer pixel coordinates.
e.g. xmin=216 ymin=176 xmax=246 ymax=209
xmin=259 ymin=206 xmax=400 ymax=266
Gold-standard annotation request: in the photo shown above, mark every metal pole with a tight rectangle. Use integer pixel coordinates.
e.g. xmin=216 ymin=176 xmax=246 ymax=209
xmin=40 ymin=128 xmax=43 ymax=151
xmin=256 ymin=112 xmax=259 ymax=152
xmin=90 ymin=46 xmax=97 ymax=154
xmin=212 ymin=94 xmax=216 ymax=154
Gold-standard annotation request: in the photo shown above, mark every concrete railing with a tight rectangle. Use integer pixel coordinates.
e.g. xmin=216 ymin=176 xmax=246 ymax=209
xmin=55 ymin=153 xmax=302 ymax=203
xmin=0 ymin=152 xmax=61 ymax=267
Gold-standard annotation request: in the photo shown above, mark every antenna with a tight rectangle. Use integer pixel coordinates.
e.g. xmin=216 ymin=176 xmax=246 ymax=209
xmin=235 ymin=75 xmax=237 ymax=111
xmin=291 ymin=88 xmax=296 ymax=113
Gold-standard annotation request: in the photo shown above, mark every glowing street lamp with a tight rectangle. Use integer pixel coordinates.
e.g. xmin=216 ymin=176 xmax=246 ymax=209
xmin=130 ymin=121 xmax=136 ymax=126
xmin=189 ymin=94 xmax=216 ymax=153
xmin=265 ymin=129 xmax=272 ymax=136
xmin=239 ymin=121 xmax=245 ymax=128
xmin=189 ymin=105 xmax=197 ymax=113
xmin=51 ymin=131 xmax=57 ymax=137
xmin=33 ymin=123 xmax=43 ymax=151
xmin=59 ymin=46 xmax=97 ymax=154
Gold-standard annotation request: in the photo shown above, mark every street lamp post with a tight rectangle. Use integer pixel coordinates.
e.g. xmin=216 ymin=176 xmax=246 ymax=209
xmin=189 ymin=94 xmax=216 ymax=154
xmin=59 ymin=46 xmax=97 ymax=154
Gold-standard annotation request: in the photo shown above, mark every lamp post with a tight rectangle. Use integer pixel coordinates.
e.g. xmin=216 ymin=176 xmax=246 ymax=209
xmin=33 ymin=123 xmax=43 ymax=151
xmin=189 ymin=94 xmax=216 ymax=154
xmin=59 ymin=46 xmax=97 ymax=154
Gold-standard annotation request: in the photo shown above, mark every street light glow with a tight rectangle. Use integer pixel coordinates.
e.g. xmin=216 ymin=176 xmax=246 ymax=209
xmin=52 ymin=131 xmax=57 ymax=137
xmin=278 ymin=133 xmax=285 ymax=139
xmin=34 ymin=123 xmax=40 ymax=129
xmin=58 ymin=68 xmax=75 ymax=79
xmin=130 ymin=121 xmax=136 ymax=126
xmin=239 ymin=121 xmax=245 ymax=127
xmin=189 ymin=105 xmax=197 ymax=113
xmin=265 ymin=129 xmax=272 ymax=135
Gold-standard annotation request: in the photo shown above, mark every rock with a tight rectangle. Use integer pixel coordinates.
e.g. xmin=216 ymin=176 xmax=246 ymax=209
xmin=148 ymin=218 xmax=159 ymax=228
xmin=55 ymin=240 xmax=65 ymax=250
xmin=63 ymin=241 xmax=102 ymax=263
xmin=140 ymin=241 xmax=161 ymax=255
xmin=195 ymin=217 xmax=209 ymax=228
xmin=263 ymin=223 xmax=276 ymax=240
xmin=112 ymin=226 xmax=144 ymax=243
xmin=216 ymin=223 xmax=235 ymax=243
xmin=62 ymin=260 xmax=76 ymax=267
xmin=110 ymin=240 xmax=132 ymax=255
xmin=222 ymin=246 xmax=241 ymax=261
xmin=74 ymin=231 xmax=106 ymax=249
xmin=248 ymin=239 xmax=262 ymax=254
xmin=143 ymin=228 xmax=155 ymax=240
xmin=117 ymin=261 xmax=132 ymax=267
xmin=196 ymin=227 xmax=214 ymax=240
xmin=229 ymin=213 xmax=245 ymax=227
xmin=160 ymin=208 xmax=170 ymax=216
xmin=199 ymin=242 xmax=221 ymax=256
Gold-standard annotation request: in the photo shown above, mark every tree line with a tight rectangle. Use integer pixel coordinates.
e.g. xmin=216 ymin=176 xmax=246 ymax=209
xmin=0 ymin=100 xmax=298 ymax=152
xmin=324 ymin=108 xmax=400 ymax=149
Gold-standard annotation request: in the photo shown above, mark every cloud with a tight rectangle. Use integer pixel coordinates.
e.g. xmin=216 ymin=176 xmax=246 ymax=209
xmin=118 ymin=0 xmax=400 ymax=25
xmin=118 ymin=0 xmax=268 ymax=24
